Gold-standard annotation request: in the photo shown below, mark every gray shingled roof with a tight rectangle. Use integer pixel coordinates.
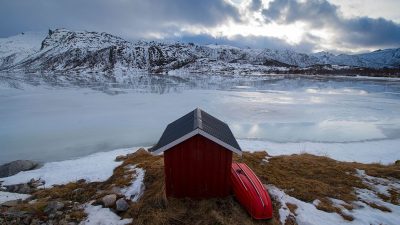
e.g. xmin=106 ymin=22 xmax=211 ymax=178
xmin=150 ymin=108 xmax=242 ymax=155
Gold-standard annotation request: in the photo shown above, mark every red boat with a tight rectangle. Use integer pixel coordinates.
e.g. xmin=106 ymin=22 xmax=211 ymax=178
xmin=231 ymin=162 xmax=273 ymax=219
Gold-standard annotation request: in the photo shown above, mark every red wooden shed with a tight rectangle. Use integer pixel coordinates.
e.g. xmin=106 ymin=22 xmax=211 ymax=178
xmin=150 ymin=108 xmax=242 ymax=198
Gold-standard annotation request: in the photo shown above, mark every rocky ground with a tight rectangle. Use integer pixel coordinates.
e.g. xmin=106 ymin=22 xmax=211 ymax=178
xmin=0 ymin=149 xmax=399 ymax=225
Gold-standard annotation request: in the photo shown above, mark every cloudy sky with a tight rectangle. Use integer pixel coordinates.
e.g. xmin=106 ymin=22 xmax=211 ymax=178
xmin=1 ymin=0 xmax=399 ymax=53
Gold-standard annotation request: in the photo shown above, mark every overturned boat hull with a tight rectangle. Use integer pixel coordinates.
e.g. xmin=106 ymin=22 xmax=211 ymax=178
xmin=231 ymin=162 xmax=273 ymax=219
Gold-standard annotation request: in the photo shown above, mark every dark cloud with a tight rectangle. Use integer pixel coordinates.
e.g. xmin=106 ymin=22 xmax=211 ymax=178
xmin=0 ymin=0 xmax=240 ymax=38
xmin=249 ymin=0 xmax=263 ymax=11
xmin=262 ymin=0 xmax=400 ymax=49
xmin=263 ymin=0 xmax=339 ymax=28
xmin=344 ymin=17 xmax=400 ymax=46
xmin=1 ymin=0 xmax=398 ymax=52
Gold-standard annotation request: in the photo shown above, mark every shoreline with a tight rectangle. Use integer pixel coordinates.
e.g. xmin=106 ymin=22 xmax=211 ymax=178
xmin=2 ymin=137 xmax=400 ymax=166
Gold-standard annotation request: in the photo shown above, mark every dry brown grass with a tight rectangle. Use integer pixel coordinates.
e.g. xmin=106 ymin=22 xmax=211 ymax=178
xmin=361 ymin=200 xmax=392 ymax=212
xmin=7 ymin=180 xmax=95 ymax=223
xmin=349 ymin=162 xmax=400 ymax=180
xmin=10 ymin=149 xmax=398 ymax=225
xmin=119 ymin=149 xmax=276 ymax=225
xmin=286 ymin=203 xmax=297 ymax=216
xmin=33 ymin=180 xmax=98 ymax=204
xmin=314 ymin=198 xmax=354 ymax=221
xmin=233 ymin=151 xmax=400 ymax=221
xmin=11 ymin=200 xmax=49 ymax=219
xmin=234 ymin=152 xmax=366 ymax=203
xmin=388 ymin=189 xmax=400 ymax=205
xmin=111 ymin=150 xmax=399 ymax=224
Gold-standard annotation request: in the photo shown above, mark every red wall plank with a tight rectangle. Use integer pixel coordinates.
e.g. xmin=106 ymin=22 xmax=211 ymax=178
xmin=164 ymin=135 xmax=233 ymax=198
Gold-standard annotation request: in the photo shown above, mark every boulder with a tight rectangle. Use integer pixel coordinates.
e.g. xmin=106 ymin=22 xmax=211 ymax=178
xmin=0 ymin=199 xmax=22 ymax=207
xmin=28 ymin=178 xmax=45 ymax=188
xmin=102 ymin=194 xmax=117 ymax=207
xmin=116 ymin=198 xmax=129 ymax=211
xmin=110 ymin=186 xmax=122 ymax=194
xmin=0 ymin=160 xmax=39 ymax=178
xmin=5 ymin=183 xmax=32 ymax=194
xmin=71 ymin=188 xmax=84 ymax=196
xmin=44 ymin=201 xmax=65 ymax=214
xmin=115 ymin=155 xmax=126 ymax=162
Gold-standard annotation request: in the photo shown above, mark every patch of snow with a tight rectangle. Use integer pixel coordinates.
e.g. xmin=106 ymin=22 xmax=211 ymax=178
xmin=239 ymin=139 xmax=400 ymax=164
xmin=0 ymin=191 xmax=30 ymax=204
xmin=312 ymin=199 xmax=321 ymax=206
xmin=79 ymin=204 xmax=132 ymax=225
xmin=1 ymin=147 xmax=141 ymax=187
xmin=268 ymin=184 xmax=400 ymax=225
xmin=120 ymin=165 xmax=145 ymax=202
xmin=277 ymin=200 xmax=291 ymax=225
xmin=262 ymin=155 xmax=272 ymax=163
xmin=0 ymin=32 xmax=45 ymax=62
xmin=356 ymin=169 xmax=400 ymax=200
xmin=268 ymin=185 xmax=345 ymax=225
xmin=352 ymin=188 xmax=400 ymax=225
xmin=329 ymin=198 xmax=348 ymax=208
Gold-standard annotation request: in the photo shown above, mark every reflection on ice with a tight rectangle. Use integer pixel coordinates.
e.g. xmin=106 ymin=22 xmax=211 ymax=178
xmin=231 ymin=120 xmax=387 ymax=142
xmin=305 ymin=88 xmax=368 ymax=95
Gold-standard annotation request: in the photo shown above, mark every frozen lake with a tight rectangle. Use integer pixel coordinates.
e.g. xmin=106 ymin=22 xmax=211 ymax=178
xmin=1 ymin=73 xmax=400 ymax=164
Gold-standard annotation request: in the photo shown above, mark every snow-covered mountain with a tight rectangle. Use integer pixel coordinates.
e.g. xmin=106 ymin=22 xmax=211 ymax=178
xmin=0 ymin=29 xmax=399 ymax=75
xmin=312 ymin=49 xmax=400 ymax=68
xmin=0 ymin=32 xmax=45 ymax=69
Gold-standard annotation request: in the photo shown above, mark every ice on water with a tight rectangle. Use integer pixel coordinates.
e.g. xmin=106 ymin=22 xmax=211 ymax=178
xmin=0 ymin=74 xmax=399 ymax=164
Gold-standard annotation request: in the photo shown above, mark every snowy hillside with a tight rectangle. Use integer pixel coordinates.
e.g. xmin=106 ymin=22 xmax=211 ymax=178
xmin=0 ymin=32 xmax=45 ymax=69
xmin=312 ymin=49 xmax=400 ymax=68
xmin=0 ymin=29 xmax=399 ymax=75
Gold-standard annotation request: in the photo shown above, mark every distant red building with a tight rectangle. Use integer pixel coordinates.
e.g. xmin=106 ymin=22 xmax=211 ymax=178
xmin=150 ymin=108 xmax=242 ymax=198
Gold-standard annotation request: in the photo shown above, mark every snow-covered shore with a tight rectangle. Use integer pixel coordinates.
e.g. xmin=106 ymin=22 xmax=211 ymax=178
xmin=239 ymin=139 xmax=400 ymax=164
xmin=0 ymin=147 xmax=145 ymax=225
xmin=1 ymin=147 xmax=138 ymax=187
xmin=1 ymin=138 xmax=399 ymax=188
xmin=0 ymin=191 xmax=30 ymax=204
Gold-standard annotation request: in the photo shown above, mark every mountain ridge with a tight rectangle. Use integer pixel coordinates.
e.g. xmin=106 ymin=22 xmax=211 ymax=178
xmin=1 ymin=29 xmax=399 ymax=75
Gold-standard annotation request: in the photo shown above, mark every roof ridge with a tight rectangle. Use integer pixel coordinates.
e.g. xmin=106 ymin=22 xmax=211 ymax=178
xmin=193 ymin=107 xmax=203 ymax=129
xmin=197 ymin=108 xmax=203 ymax=129
xmin=151 ymin=107 xmax=241 ymax=155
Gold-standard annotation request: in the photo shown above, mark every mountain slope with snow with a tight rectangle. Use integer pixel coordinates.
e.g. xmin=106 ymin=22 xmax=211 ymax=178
xmin=312 ymin=49 xmax=400 ymax=68
xmin=0 ymin=29 xmax=399 ymax=75
xmin=0 ymin=32 xmax=45 ymax=69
